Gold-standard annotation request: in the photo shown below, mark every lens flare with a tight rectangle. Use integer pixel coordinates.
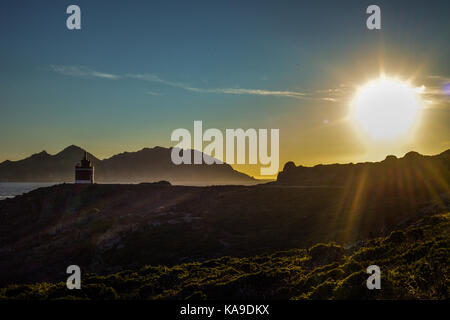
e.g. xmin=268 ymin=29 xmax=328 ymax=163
xmin=443 ymin=83 xmax=450 ymax=96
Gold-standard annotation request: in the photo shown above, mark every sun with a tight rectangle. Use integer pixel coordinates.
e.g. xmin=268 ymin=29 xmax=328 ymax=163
xmin=351 ymin=77 xmax=423 ymax=139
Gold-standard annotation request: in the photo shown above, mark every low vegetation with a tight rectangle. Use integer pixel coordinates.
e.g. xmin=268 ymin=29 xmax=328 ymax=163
xmin=2 ymin=212 xmax=448 ymax=300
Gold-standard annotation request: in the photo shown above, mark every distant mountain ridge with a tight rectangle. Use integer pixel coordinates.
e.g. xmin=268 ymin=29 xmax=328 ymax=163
xmin=277 ymin=149 xmax=450 ymax=190
xmin=1 ymin=146 xmax=449 ymax=187
xmin=0 ymin=145 xmax=255 ymax=185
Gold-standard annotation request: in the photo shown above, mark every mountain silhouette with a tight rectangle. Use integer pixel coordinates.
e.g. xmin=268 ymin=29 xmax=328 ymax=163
xmin=0 ymin=145 xmax=255 ymax=185
xmin=276 ymin=149 xmax=450 ymax=191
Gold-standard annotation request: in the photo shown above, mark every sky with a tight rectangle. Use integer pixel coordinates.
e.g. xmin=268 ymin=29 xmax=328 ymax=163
xmin=0 ymin=0 xmax=449 ymax=178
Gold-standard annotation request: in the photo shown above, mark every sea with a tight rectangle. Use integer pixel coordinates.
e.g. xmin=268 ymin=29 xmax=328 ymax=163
xmin=0 ymin=182 xmax=57 ymax=200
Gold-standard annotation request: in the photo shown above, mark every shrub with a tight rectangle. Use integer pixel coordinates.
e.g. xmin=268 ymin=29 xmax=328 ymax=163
xmin=82 ymin=284 xmax=118 ymax=300
xmin=383 ymin=230 xmax=405 ymax=245
xmin=307 ymin=281 xmax=336 ymax=300
xmin=332 ymin=271 xmax=367 ymax=300
xmin=308 ymin=243 xmax=344 ymax=264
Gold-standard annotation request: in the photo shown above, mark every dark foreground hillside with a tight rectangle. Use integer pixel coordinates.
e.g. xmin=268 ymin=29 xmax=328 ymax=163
xmin=0 ymin=181 xmax=448 ymax=286
xmin=1 ymin=212 xmax=448 ymax=300
xmin=0 ymin=180 xmax=450 ymax=285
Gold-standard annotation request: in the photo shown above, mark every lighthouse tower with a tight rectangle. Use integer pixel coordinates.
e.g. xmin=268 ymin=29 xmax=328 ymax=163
xmin=75 ymin=151 xmax=94 ymax=184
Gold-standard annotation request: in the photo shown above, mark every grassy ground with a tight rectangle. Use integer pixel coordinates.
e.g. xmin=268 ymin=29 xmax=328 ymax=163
xmin=2 ymin=212 xmax=448 ymax=300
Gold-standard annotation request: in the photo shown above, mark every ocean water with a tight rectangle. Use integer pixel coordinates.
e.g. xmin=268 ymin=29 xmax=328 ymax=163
xmin=0 ymin=182 xmax=56 ymax=200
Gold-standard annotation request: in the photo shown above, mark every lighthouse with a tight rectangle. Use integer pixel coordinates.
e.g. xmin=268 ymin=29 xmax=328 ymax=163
xmin=75 ymin=151 xmax=94 ymax=184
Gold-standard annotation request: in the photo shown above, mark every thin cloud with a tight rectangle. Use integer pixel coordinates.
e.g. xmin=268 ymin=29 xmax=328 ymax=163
xmin=410 ymin=75 xmax=450 ymax=109
xmin=49 ymin=65 xmax=339 ymax=100
xmin=48 ymin=65 xmax=450 ymax=104
xmin=201 ymin=87 xmax=308 ymax=98
xmin=50 ymin=65 xmax=120 ymax=80
xmin=320 ymin=97 xmax=338 ymax=102
xmin=421 ymin=75 xmax=450 ymax=97
xmin=314 ymin=86 xmax=349 ymax=102
xmin=126 ymin=73 xmax=186 ymax=88
xmin=427 ymin=75 xmax=450 ymax=83
xmin=126 ymin=73 xmax=309 ymax=98
xmin=146 ymin=91 xmax=165 ymax=96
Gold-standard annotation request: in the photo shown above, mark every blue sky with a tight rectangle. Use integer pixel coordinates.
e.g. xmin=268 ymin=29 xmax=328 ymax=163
xmin=0 ymin=0 xmax=449 ymax=176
